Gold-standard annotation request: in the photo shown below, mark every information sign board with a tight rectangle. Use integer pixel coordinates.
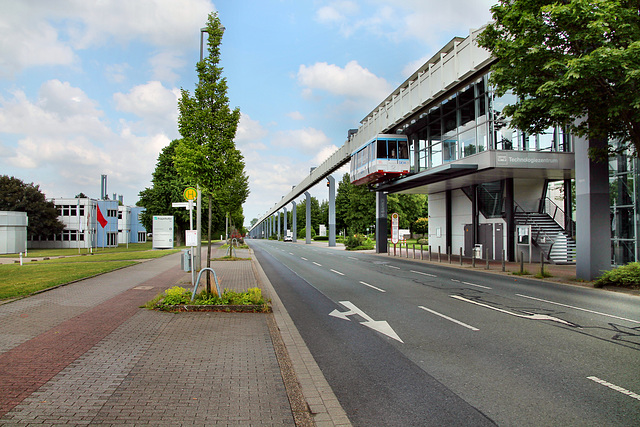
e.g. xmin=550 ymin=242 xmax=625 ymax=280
xmin=152 ymin=215 xmax=174 ymax=249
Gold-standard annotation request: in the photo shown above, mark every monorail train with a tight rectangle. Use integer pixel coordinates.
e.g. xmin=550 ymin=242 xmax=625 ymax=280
xmin=350 ymin=134 xmax=410 ymax=185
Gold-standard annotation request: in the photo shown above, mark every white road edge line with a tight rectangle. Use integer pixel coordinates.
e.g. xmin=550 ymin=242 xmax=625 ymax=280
xmin=312 ymin=262 xmax=322 ymax=266
xmin=330 ymin=269 xmax=345 ymax=276
xmin=588 ymin=376 xmax=640 ymax=401
xmin=359 ymin=281 xmax=386 ymax=293
xmin=516 ymin=294 xmax=640 ymax=324
xmin=410 ymin=270 xmax=436 ymax=277
xmin=419 ymin=306 xmax=479 ymax=331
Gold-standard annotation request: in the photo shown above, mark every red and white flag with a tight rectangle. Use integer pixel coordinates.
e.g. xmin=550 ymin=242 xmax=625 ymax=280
xmin=96 ymin=205 xmax=108 ymax=228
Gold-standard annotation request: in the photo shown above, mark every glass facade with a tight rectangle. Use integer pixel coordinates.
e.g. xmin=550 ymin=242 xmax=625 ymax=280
xmin=408 ymin=73 xmax=572 ymax=174
xmin=610 ymin=149 xmax=640 ymax=265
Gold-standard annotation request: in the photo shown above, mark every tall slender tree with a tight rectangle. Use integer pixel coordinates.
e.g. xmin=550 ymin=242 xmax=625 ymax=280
xmin=176 ymin=12 xmax=245 ymax=290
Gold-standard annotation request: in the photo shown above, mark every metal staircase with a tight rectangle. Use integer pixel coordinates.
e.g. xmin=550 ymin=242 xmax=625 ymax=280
xmin=514 ymin=212 xmax=577 ymax=264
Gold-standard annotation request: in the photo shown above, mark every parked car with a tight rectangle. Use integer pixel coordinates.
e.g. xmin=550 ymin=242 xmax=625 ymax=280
xmin=284 ymin=235 xmax=292 ymax=242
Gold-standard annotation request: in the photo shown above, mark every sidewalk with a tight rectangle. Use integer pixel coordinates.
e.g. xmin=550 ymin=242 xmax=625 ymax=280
xmin=0 ymin=244 xmax=350 ymax=426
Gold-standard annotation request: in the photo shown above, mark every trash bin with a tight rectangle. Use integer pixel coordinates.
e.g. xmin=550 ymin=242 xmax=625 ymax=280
xmin=473 ymin=244 xmax=483 ymax=259
xmin=181 ymin=249 xmax=191 ymax=272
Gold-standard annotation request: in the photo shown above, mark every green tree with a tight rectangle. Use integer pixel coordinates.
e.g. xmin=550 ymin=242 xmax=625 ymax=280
xmin=176 ymin=12 xmax=245 ymax=282
xmin=0 ymin=175 xmax=64 ymax=239
xmin=414 ymin=217 xmax=429 ymax=236
xmin=388 ymin=194 xmax=427 ymax=237
xmin=335 ymin=173 xmax=376 ymax=234
xmin=477 ymin=0 xmax=640 ymax=156
xmin=137 ymin=140 xmax=191 ymax=246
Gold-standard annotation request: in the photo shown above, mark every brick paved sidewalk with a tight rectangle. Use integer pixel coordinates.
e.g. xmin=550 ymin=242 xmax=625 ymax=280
xmin=0 ymin=250 xmax=300 ymax=426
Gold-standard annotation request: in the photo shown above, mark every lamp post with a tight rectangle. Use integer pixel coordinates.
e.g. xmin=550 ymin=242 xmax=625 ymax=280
xmin=194 ymin=27 xmax=208 ymax=271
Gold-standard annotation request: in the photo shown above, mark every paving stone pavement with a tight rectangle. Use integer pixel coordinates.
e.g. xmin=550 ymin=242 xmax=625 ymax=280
xmin=0 ymin=247 xmax=351 ymax=426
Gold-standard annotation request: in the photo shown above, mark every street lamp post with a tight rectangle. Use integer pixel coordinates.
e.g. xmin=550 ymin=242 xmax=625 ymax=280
xmin=194 ymin=27 xmax=208 ymax=271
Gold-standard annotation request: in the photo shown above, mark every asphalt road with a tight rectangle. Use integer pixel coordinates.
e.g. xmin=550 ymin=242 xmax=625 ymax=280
xmin=250 ymin=239 xmax=640 ymax=427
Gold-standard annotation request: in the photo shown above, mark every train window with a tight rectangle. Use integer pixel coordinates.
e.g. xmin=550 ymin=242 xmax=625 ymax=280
xmin=377 ymin=139 xmax=387 ymax=158
xmin=388 ymin=140 xmax=397 ymax=159
xmin=398 ymin=140 xmax=409 ymax=159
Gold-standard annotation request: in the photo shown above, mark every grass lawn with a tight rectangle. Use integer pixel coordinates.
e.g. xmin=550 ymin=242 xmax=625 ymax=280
xmin=0 ymin=243 xmax=181 ymax=301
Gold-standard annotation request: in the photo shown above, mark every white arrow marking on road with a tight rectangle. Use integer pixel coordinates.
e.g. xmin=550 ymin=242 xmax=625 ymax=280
xmin=329 ymin=301 xmax=404 ymax=343
xmin=451 ymin=295 xmax=580 ymax=327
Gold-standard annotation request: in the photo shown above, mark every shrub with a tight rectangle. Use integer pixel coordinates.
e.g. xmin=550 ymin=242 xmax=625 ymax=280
xmin=161 ymin=286 xmax=190 ymax=305
xmin=595 ymin=263 xmax=640 ymax=289
xmin=314 ymin=235 xmax=328 ymax=241
xmin=345 ymin=234 xmax=374 ymax=251
xmin=299 ymin=227 xmax=316 ymax=238
xmin=417 ymin=238 xmax=428 ymax=245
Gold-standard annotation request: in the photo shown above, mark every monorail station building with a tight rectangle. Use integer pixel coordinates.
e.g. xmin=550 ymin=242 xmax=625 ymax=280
xmin=250 ymin=25 xmax=635 ymax=280
xmin=350 ymin=27 xmax=620 ymax=280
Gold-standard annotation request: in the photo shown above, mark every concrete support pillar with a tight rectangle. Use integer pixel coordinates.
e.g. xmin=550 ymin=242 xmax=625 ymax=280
xmin=564 ymin=179 xmax=573 ymax=235
xmin=277 ymin=212 xmax=281 ymax=240
xmin=505 ymin=178 xmax=515 ymax=262
xmin=445 ymin=190 xmax=452 ymax=253
xmin=376 ymin=191 xmax=388 ymax=253
xmin=283 ymin=207 xmax=288 ymax=238
xmin=305 ymin=191 xmax=311 ymax=244
xmin=292 ymin=202 xmax=297 ymax=242
xmin=328 ymin=176 xmax=336 ymax=247
xmin=575 ymin=134 xmax=610 ymax=280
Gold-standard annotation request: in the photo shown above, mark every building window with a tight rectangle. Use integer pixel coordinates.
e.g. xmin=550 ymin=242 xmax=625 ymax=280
xmin=138 ymin=232 xmax=146 ymax=242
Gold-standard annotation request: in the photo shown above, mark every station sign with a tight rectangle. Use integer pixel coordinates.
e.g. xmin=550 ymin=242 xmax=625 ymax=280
xmin=183 ymin=187 xmax=197 ymax=201
xmin=391 ymin=213 xmax=399 ymax=244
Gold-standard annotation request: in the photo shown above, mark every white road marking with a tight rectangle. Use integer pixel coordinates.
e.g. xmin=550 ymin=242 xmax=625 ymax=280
xmin=348 ymin=257 xmax=358 ymax=260
xmin=313 ymin=262 xmax=322 ymax=266
xmin=517 ymin=294 xmax=640 ymax=324
xmin=451 ymin=295 xmax=579 ymax=327
xmin=359 ymin=281 xmax=386 ymax=293
xmin=330 ymin=301 xmax=403 ymax=342
xmin=419 ymin=306 xmax=479 ymax=331
xmin=301 ymin=257 xmax=308 ymax=261
xmin=387 ymin=265 xmax=400 ymax=270
xmin=289 ymin=252 xmax=294 ymax=255
xmin=588 ymin=376 xmax=640 ymax=401
xmin=330 ymin=269 xmax=345 ymax=276
xmin=411 ymin=270 xmax=436 ymax=277
xmin=451 ymin=279 xmax=490 ymax=289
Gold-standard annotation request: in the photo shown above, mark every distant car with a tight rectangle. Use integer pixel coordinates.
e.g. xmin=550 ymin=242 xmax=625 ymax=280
xmin=284 ymin=235 xmax=292 ymax=242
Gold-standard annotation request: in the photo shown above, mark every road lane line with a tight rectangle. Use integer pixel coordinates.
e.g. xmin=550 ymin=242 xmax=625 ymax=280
xmin=289 ymin=252 xmax=294 ymax=255
xmin=517 ymin=294 xmax=640 ymax=324
xmin=348 ymin=257 xmax=358 ymax=260
xmin=387 ymin=265 xmax=400 ymax=270
xmin=419 ymin=306 xmax=479 ymax=331
xmin=461 ymin=281 xmax=492 ymax=289
xmin=359 ymin=281 xmax=386 ymax=293
xmin=411 ymin=270 xmax=436 ymax=277
xmin=330 ymin=269 xmax=345 ymax=276
xmin=588 ymin=376 xmax=640 ymax=401
xmin=301 ymin=257 xmax=308 ymax=261
xmin=313 ymin=262 xmax=322 ymax=266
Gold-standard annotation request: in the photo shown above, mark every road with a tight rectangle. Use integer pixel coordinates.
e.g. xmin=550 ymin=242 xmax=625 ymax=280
xmin=250 ymin=239 xmax=640 ymax=426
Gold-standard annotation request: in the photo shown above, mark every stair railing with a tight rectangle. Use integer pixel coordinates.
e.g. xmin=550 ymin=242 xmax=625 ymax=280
xmin=514 ymin=200 xmax=556 ymax=260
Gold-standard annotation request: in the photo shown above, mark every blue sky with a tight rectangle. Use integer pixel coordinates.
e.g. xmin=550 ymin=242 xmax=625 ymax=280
xmin=0 ymin=0 xmax=496 ymax=226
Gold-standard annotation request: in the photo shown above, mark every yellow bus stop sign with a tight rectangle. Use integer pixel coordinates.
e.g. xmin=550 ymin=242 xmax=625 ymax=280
xmin=183 ymin=187 xmax=197 ymax=201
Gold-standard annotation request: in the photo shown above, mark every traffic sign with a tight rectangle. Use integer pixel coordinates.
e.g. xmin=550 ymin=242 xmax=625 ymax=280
xmin=391 ymin=213 xmax=399 ymax=244
xmin=183 ymin=187 xmax=197 ymax=201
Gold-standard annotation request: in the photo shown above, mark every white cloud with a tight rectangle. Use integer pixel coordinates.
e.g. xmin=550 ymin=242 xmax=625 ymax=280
xmin=235 ymin=113 xmax=269 ymax=150
xmin=0 ymin=79 xmax=172 ymax=203
xmin=286 ymin=111 xmax=305 ymax=121
xmin=311 ymin=144 xmax=340 ymax=165
xmin=273 ymin=128 xmax=332 ymax=154
xmin=105 ymin=63 xmax=130 ymax=83
xmin=297 ymin=60 xmax=392 ymax=101
xmin=0 ymin=0 xmax=214 ymax=77
xmin=149 ymin=51 xmax=186 ymax=83
xmin=113 ymin=81 xmax=180 ymax=133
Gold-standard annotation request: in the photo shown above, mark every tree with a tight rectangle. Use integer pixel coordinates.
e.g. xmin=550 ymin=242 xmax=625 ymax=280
xmin=137 ymin=140 xmax=191 ymax=246
xmin=335 ymin=173 xmax=376 ymax=234
xmin=0 ymin=175 xmax=64 ymax=238
xmin=176 ymin=12 xmax=245 ymax=285
xmin=388 ymin=194 xmax=427 ymax=236
xmin=477 ymin=0 xmax=640 ymax=156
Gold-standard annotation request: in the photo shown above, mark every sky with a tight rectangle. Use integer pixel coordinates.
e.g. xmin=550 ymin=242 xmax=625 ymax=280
xmin=0 ymin=0 xmax=496 ymax=227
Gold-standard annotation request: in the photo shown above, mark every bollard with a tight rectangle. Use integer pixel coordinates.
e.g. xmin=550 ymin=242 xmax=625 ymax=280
xmin=406 ymin=243 xmax=409 ymax=258
xmin=485 ymin=249 xmax=489 ymax=270
xmin=448 ymin=246 xmax=451 ymax=264
xmin=413 ymin=243 xmax=416 ymax=259
xmin=520 ymin=251 xmax=524 ymax=274
xmin=540 ymin=251 xmax=545 ymax=276
xmin=420 ymin=244 xmax=423 ymax=260
xmin=502 ymin=250 xmax=506 ymax=272
xmin=438 ymin=246 xmax=441 ymax=262
xmin=429 ymin=246 xmax=432 ymax=261
xmin=394 ymin=243 xmax=397 ymax=257
xmin=459 ymin=247 xmax=463 ymax=266
xmin=472 ymin=251 xmax=476 ymax=268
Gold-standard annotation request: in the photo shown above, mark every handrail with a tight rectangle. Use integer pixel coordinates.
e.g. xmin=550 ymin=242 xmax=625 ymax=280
xmin=514 ymin=200 xmax=556 ymax=257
